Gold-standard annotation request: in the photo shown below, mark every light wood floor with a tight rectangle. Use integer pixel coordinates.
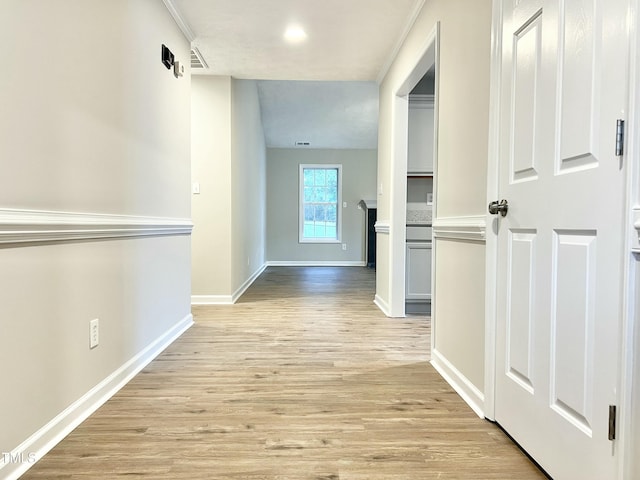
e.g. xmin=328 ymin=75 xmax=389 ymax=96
xmin=22 ymin=266 xmax=545 ymax=479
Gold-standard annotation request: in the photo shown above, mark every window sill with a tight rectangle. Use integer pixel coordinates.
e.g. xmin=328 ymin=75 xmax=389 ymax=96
xmin=299 ymin=239 xmax=342 ymax=244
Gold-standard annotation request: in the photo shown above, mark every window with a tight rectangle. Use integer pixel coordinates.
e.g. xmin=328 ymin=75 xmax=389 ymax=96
xmin=299 ymin=164 xmax=342 ymax=243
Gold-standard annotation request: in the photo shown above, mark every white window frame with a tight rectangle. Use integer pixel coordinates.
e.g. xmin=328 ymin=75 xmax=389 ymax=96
xmin=299 ymin=164 xmax=342 ymax=244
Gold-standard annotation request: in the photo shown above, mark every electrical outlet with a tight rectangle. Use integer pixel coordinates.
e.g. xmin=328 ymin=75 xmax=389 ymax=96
xmin=342 ymin=243 xmax=347 ymax=251
xmin=90 ymin=319 xmax=99 ymax=349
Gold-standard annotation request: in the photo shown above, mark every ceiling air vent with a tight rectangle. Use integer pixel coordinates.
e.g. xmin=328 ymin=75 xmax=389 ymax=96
xmin=295 ymin=141 xmax=310 ymax=146
xmin=190 ymin=47 xmax=208 ymax=70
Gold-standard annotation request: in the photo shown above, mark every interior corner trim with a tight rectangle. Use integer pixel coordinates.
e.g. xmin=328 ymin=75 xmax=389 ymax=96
xmin=0 ymin=208 xmax=193 ymax=246
xmin=432 ymin=215 xmax=486 ymax=242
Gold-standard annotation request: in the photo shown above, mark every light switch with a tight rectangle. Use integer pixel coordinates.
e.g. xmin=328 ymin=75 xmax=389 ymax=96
xmin=343 ymin=202 xmax=347 ymax=208
xmin=192 ymin=182 xmax=200 ymax=194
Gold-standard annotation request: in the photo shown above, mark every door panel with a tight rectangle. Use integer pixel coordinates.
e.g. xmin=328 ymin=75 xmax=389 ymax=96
xmin=506 ymin=230 xmax=536 ymax=393
xmin=512 ymin=12 xmax=542 ymax=183
xmin=551 ymin=230 xmax=596 ymax=435
xmin=558 ymin=0 xmax=599 ymax=167
xmin=495 ymin=0 xmax=629 ymax=478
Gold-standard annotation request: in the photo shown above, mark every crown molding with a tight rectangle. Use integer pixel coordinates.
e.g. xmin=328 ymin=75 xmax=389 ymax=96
xmin=162 ymin=0 xmax=196 ymax=43
xmin=376 ymin=0 xmax=427 ymax=84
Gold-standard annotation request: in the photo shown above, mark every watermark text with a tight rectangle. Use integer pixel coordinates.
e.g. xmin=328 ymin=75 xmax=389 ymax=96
xmin=2 ymin=452 xmax=37 ymax=464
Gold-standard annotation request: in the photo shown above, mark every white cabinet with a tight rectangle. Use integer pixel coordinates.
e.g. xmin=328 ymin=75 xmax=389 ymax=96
xmin=407 ymin=95 xmax=434 ymax=174
xmin=405 ymin=242 xmax=432 ymax=302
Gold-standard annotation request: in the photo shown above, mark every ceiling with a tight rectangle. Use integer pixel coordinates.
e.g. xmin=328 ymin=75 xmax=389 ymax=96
xmin=166 ymin=0 xmax=424 ymax=81
xmin=164 ymin=0 xmax=425 ymax=149
xmin=257 ymin=81 xmax=379 ymax=149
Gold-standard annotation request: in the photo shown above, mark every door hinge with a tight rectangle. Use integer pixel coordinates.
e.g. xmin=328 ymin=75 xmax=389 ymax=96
xmin=616 ymin=119 xmax=625 ymax=156
xmin=608 ymin=405 xmax=617 ymax=441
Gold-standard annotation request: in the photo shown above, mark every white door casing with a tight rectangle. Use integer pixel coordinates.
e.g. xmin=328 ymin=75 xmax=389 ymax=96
xmin=493 ymin=0 xmax=630 ymax=478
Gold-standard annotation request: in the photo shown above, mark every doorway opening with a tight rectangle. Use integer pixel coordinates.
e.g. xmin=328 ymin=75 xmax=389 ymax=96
xmin=405 ymin=69 xmax=435 ymax=316
xmin=388 ymin=23 xmax=439 ymax=322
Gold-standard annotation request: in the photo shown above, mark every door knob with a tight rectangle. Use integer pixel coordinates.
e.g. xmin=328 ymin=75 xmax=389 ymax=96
xmin=488 ymin=199 xmax=509 ymax=217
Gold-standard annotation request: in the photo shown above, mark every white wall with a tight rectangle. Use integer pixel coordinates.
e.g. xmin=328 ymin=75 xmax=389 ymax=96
xmin=376 ymin=0 xmax=492 ymax=408
xmin=0 ymin=1 xmax=192 ymax=477
xmin=266 ymin=148 xmax=377 ymax=264
xmin=191 ymin=76 xmax=233 ymax=297
xmin=191 ymin=77 xmax=267 ymax=302
xmin=231 ymin=80 xmax=267 ymax=291
xmin=432 ymin=239 xmax=486 ymax=390
xmin=0 ymin=1 xmax=190 ymax=218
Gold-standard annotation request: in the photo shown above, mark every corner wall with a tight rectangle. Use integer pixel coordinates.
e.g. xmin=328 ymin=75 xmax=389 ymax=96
xmin=231 ymin=80 xmax=267 ymax=292
xmin=191 ymin=76 xmax=233 ymax=299
xmin=376 ymin=0 xmax=492 ymax=412
xmin=191 ymin=77 xmax=267 ymax=303
xmin=0 ymin=1 xmax=192 ymax=477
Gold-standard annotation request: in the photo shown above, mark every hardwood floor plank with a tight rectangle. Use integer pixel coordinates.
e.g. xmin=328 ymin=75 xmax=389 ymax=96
xmin=21 ymin=266 xmax=545 ymax=479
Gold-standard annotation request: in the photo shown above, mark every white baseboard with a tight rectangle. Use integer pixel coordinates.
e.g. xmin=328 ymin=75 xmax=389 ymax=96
xmin=191 ymin=263 xmax=267 ymax=305
xmin=431 ymin=348 xmax=485 ymax=418
xmin=231 ymin=263 xmax=267 ymax=303
xmin=192 ymin=262 xmax=367 ymax=306
xmin=1 ymin=314 xmax=194 ymax=480
xmin=191 ymin=294 xmax=234 ymax=305
xmin=374 ymin=294 xmax=392 ymax=317
xmin=265 ymin=261 xmax=366 ymax=267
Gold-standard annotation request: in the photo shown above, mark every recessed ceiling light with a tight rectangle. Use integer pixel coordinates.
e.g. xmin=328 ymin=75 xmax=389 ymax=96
xmin=284 ymin=25 xmax=307 ymax=43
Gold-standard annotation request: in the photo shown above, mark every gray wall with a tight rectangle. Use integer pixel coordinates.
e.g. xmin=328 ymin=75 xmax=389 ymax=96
xmin=0 ymin=0 xmax=192 ymax=473
xmin=266 ymin=148 xmax=377 ymax=264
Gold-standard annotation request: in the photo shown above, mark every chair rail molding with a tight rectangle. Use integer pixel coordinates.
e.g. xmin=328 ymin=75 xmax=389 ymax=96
xmin=432 ymin=215 xmax=486 ymax=242
xmin=0 ymin=208 xmax=193 ymax=246
xmin=374 ymin=220 xmax=390 ymax=234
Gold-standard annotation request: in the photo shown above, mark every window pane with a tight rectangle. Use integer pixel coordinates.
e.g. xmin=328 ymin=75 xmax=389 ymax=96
xmin=314 ymin=169 xmax=326 ymax=185
xmin=314 ymin=224 xmax=326 ymax=237
xmin=314 ymin=204 xmax=326 ymax=221
xmin=304 ymin=169 xmax=314 ymax=186
xmin=304 ymin=223 xmax=314 ymax=237
xmin=326 ymin=169 xmax=338 ymax=187
xmin=326 ymin=205 xmax=337 ymax=222
xmin=304 ymin=205 xmax=314 ymax=222
xmin=326 ymin=225 xmax=337 ymax=238
xmin=304 ymin=186 xmax=314 ymax=202
xmin=326 ymin=186 xmax=337 ymax=203
xmin=314 ymin=187 xmax=326 ymax=202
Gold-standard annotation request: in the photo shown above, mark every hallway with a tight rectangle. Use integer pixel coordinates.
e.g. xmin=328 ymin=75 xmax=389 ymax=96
xmin=22 ymin=267 xmax=545 ymax=479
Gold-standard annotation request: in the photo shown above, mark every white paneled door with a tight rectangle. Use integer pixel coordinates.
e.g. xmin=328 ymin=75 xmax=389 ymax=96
xmin=494 ymin=0 xmax=629 ymax=478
